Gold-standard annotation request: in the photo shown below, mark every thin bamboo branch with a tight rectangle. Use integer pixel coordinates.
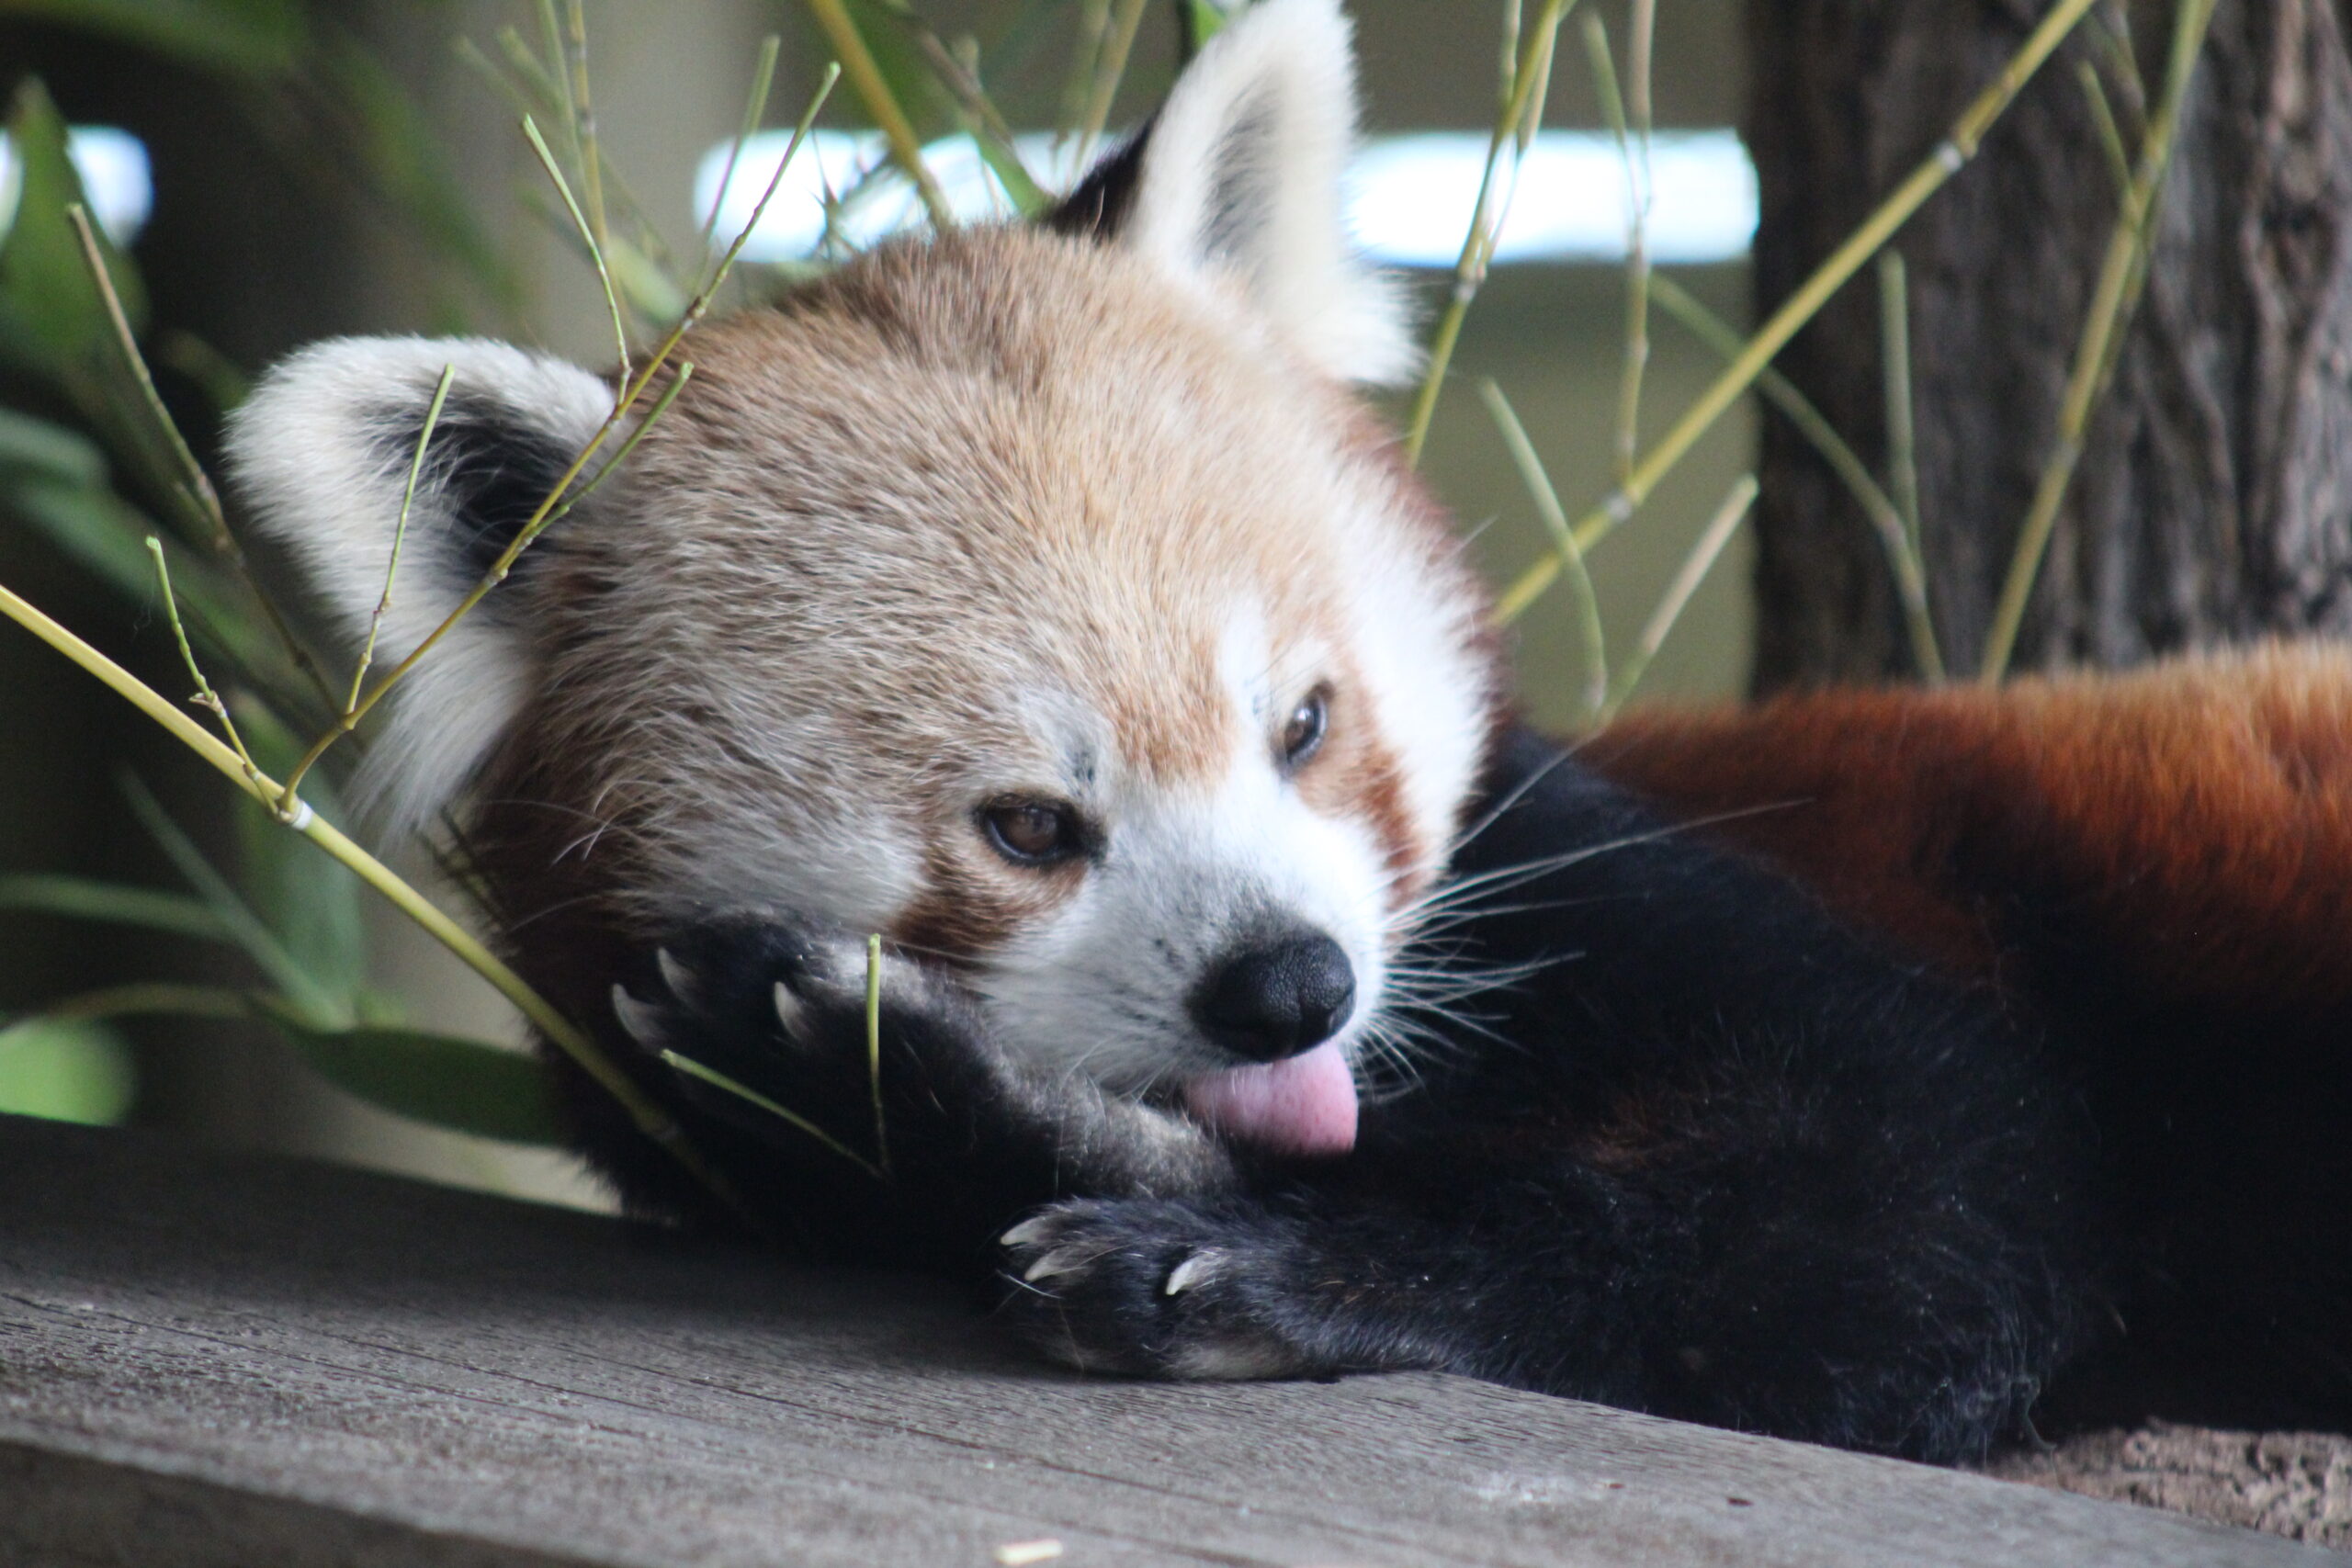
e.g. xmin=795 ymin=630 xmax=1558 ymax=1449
xmin=661 ymin=1049 xmax=881 ymax=1180
xmin=1402 ymin=0 xmax=1576 ymax=468
xmin=66 ymin=205 xmax=337 ymax=711
xmin=1603 ymin=475 xmax=1758 ymax=720
xmin=1478 ymin=378 xmax=1606 ymax=726
xmin=865 ymin=933 xmax=891 ymax=1179
xmin=1979 ymin=0 xmax=2215 ymax=684
xmin=347 ymin=366 xmax=452 ymax=716
xmin=560 ymin=0 xmax=609 ymax=261
xmin=1059 ymin=0 xmax=1113 ymax=148
xmin=803 ymin=0 xmax=956 ymax=230
xmin=145 ymin=538 xmax=259 ymax=784
xmin=1494 ymin=0 xmax=2108 ymax=624
xmin=699 ymin=36 xmax=781 ymax=260
xmin=1587 ymin=0 xmax=1655 ymax=491
xmin=1875 ymin=254 xmax=1920 ymax=548
xmin=1648 ymin=275 xmax=1943 ymax=682
xmin=2077 ymin=60 xmax=2132 ymax=202
xmin=278 ymin=67 xmax=839 ymax=799
xmin=1076 ymin=0 xmax=1148 ymax=168
xmin=523 ymin=114 xmax=631 ymax=395
xmin=0 ymin=577 xmax=758 ymax=1228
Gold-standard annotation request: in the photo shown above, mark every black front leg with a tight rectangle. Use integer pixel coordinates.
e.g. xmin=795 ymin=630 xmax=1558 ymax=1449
xmin=610 ymin=912 xmax=1236 ymax=1268
xmin=997 ymin=1059 xmax=2087 ymax=1464
xmin=996 ymin=728 xmax=2100 ymax=1463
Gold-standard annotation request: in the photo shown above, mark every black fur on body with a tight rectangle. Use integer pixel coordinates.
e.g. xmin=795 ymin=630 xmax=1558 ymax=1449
xmin=605 ymin=728 xmax=2103 ymax=1464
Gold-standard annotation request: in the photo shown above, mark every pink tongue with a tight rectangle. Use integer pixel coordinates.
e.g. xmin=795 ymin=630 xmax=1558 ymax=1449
xmin=1182 ymin=1041 xmax=1358 ymax=1156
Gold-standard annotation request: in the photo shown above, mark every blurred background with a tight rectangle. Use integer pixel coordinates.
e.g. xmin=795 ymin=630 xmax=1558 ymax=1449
xmin=0 ymin=0 xmax=1753 ymax=1202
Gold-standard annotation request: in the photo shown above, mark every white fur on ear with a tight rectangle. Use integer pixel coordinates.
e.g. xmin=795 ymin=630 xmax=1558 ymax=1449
xmin=1124 ymin=0 xmax=1414 ymax=385
xmin=225 ymin=336 xmax=614 ymax=837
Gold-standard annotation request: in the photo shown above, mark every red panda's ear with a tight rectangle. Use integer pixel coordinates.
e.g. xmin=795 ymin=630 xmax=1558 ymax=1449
xmin=224 ymin=336 xmax=615 ymax=838
xmin=1050 ymin=0 xmax=1415 ymax=387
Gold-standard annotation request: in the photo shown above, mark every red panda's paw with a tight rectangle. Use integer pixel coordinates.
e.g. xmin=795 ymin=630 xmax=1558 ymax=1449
xmin=611 ymin=911 xmax=989 ymax=1161
xmin=996 ymin=1199 xmax=1328 ymax=1382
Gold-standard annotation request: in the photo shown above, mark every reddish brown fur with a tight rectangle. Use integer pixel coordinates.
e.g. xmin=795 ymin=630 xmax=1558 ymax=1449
xmin=1585 ymin=643 xmax=2352 ymax=1015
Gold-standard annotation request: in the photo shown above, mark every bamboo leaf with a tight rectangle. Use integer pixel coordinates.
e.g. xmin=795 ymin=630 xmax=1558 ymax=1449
xmin=0 ymin=0 xmax=304 ymax=76
xmin=0 ymin=405 xmax=104 ymax=484
xmin=0 ymin=874 xmax=230 ymax=942
xmin=264 ymin=1010 xmax=566 ymax=1148
xmin=231 ymin=701 xmax=367 ymax=1008
xmin=1183 ymin=0 xmax=1236 ymax=52
xmin=0 ymin=1017 xmax=134 ymax=1125
xmin=2 ymin=471 xmax=299 ymax=697
xmin=119 ymin=772 xmax=346 ymax=1025
xmin=0 ymin=79 xmax=145 ymax=378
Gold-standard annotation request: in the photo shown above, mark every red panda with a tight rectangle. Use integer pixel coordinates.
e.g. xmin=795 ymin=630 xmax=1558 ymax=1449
xmin=221 ymin=0 xmax=2348 ymax=1462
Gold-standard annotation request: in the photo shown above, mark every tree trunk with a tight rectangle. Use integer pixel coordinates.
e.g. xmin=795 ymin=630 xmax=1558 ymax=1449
xmin=1743 ymin=0 xmax=2352 ymax=690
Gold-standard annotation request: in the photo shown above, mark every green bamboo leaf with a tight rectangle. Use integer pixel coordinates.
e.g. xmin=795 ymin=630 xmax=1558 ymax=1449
xmin=971 ymin=131 xmax=1048 ymax=217
xmin=0 ymin=1017 xmax=134 ymax=1125
xmin=1184 ymin=0 xmax=1237 ymax=51
xmin=605 ymin=233 xmax=688 ymax=326
xmin=119 ymin=773 xmax=346 ymax=1025
xmin=0 ymin=406 xmax=105 ymax=485
xmin=0 ymin=874 xmax=230 ymax=942
xmin=230 ymin=700 xmax=366 ymax=1007
xmin=0 ymin=0 xmax=305 ymax=76
xmin=838 ymin=0 xmax=956 ymax=139
xmin=0 ymin=79 xmax=145 ymax=378
xmin=2 ymin=470 xmax=295 ymax=692
xmin=265 ymin=1010 xmax=566 ymax=1147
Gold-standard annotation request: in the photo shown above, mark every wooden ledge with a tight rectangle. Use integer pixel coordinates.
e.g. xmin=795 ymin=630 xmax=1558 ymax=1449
xmin=0 ymin=1114 xmax=2326 ymax=1566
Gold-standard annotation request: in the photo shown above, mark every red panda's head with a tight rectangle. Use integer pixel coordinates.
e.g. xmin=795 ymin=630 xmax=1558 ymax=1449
xmin=227 ymin=0 xmax=1503 ymax=1146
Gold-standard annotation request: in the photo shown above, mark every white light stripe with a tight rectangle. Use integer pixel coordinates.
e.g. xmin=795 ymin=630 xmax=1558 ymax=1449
xmin=696 ymin=128 xmax=1755 ymax=269
xmin=0 ymin=127 xmax=154 ymax=247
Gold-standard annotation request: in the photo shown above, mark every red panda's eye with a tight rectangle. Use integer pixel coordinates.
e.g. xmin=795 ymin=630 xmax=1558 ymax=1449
xmin=982 ymin=800 xmax=1081 ymax=866
xmin=1281 ymin=686 xmax=1330 ymax=771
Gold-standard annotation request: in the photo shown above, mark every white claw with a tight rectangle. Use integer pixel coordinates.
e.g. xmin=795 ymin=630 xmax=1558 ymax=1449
xmin=610 ymin=984 xmax=667 ymax=1049
xmin=771 ymin=980 xmax=813 ymax=1045
xmin=655 ymin=946 xmax=699 ymax=1005
xmin=1023 ymin=1247 xmax=1090 ymax=1284
xmin=1000 ymin=1215 xmax=1055 ymax=1249
xmin=1164 ymin=1252 xmax=1218 ymax=1297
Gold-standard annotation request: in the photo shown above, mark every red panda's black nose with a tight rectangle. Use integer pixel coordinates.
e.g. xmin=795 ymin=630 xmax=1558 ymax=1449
xmin=1190 ymin=932 xmax=1357 ymax=1062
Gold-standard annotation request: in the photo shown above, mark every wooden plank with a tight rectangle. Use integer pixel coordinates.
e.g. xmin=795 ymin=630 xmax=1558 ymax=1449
xmin=0 ymin=1114 xmax=2328 ymax=1567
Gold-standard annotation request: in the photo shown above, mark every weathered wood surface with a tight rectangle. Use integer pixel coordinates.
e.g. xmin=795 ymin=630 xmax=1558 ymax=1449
xmin=0 ymin=1115 xmax=2329 ymax=1567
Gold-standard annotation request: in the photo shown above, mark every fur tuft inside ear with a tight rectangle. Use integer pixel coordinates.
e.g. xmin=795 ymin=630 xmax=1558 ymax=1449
xmin=225 ymin=336 xmax=614 ymax=838
xmin=1076 ymin=0 xmax=1414 ymax=386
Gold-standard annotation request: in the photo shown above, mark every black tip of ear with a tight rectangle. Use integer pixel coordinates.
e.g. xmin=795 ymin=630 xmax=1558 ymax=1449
xmin=1043 ymin=113 xmax=1157 ymax=243
xmin=380 ymin=392 xmax=580 ymax=595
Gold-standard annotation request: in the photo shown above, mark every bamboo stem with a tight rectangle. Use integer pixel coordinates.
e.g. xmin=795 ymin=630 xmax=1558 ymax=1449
xmin=1604 ymin=475 xmax=1757 ymax=719
xmin=1076 ymin=0 xmax=1148 ymax=168
xmin=1979 ymin=0 xmax=2215 ymax=685
xmin=1479 ymin=378 xmax=1606 ymax=726
xmin=1401 ymin=0 xmax=1575 ymax=468
xmin=698 ymin=36 xmax=782 ymax=260
xmin=279 ymin=66 xmax=838 ymax=801
xmin=1495 ymin=0 xmax=2107 ymax=625
xmin=803 ymin=0 xmax=956 ymax=230
xmin=0 ymin=578 xmax=757 ymax=1227
xmin=524 ymin=115 xmax=631 ymax=394
xmin=864 ymin=933 xmax=891 ymax=1179
xmin=145 ymin=538 xmax=259 ymax=784
xmin=1647 ymin=276 xmax=1943 ymax=682
xmin=66 ymin=205 xmax=336 ymax=711
xmin=347 ymin=367 xmax=453 ymax=716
